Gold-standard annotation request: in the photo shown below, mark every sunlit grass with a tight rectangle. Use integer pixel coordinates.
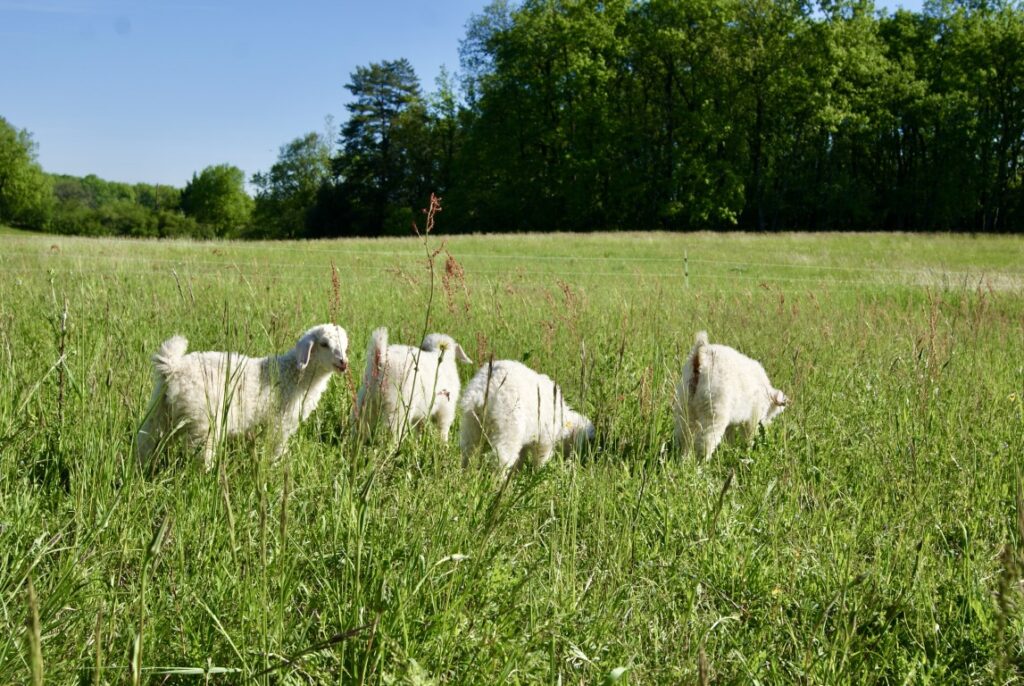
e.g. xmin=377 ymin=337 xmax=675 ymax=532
xmin=0 ymin=231 xmax=1022 ymax=683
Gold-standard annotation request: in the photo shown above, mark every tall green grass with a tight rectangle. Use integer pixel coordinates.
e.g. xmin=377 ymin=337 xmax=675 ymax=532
xmin=0 ymin=230 xmax=1022 ymax=683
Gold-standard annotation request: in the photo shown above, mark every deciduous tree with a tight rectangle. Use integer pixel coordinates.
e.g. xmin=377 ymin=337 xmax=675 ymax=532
xmin=335 ymin=58 xmax=425 ymax=234
xmin=252 ymin=132 xmax=332 ymax=237
xmin=0 ymin=117 xmax=52 ymax=228
xmin=181 ymin=164 xmax=252 ymax=236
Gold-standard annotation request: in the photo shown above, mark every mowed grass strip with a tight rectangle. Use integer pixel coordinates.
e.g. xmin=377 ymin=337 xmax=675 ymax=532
xmin=0 ymin=230 xmax=1022 ymax=684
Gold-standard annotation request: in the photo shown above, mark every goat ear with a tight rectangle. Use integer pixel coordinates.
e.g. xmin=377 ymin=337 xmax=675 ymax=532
xmin=455 ymin=344 xmax=472 ymax=364
xmin=773 ymin=390 xmax=788 ymax=406
xmin=296 ymin=334 xmax=315 ymax=371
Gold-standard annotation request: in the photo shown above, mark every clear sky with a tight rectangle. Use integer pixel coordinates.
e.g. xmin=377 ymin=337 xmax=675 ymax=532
xmin=1 ymin=0 xmax=923 ymax=189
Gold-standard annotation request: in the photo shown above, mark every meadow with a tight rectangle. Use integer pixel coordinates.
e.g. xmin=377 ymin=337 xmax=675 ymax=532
xmin=0 ymin=227 xmax=1022 ymax=684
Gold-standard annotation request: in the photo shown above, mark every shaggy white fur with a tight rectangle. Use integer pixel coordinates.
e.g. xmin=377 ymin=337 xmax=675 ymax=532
xmin=459 ymin=359 xmax=595 ymax=473
xmin=673 ymin=331 xmax=787 ymax=459
xmin=137 ymin=324 xmax=349 ymax=469
xmin=353 ymin=327 xmax=472 ymax=443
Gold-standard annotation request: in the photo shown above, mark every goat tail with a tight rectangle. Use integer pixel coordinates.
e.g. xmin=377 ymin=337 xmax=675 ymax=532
xmin=687 ymin=331 xmax=710 ymax=397
xmin=152 ymin=335 xmax=188 ymax=377
xmin=362 ymin=327 xmax=389 ymax=389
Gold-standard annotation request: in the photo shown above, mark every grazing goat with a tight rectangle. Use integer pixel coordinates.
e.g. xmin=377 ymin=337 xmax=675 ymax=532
xmin=137 ymin=324 xmax=349 ymax=469
xmin=353 ymin=327 xmax=472 ymax=443
xmin=460 ymin=359 xmax=594 ymax=473
xmin=674 ymin=331 xmax=787 ymax=459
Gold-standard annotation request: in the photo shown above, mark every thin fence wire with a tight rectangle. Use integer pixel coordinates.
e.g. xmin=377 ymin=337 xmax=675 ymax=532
xmin=2 ymin=246 xmax=1022 ymax=280
xmin=2 ymin=237 xmax=1021 ymax=294
xmin=3 ymin=232 xmax=1021 ymax=268
xmin=3 ymin=245 xmax=1023 ymax=279
xmin=0 ymin=263 xmax=1016 ymax=295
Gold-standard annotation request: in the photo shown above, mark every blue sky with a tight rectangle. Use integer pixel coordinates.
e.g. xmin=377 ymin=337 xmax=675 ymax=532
xmin=1 ymin=0 xmax=922 ymax=189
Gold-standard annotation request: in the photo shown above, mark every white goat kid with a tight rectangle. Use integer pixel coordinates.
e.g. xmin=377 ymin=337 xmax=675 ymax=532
xmin=353 ymin=327 xmax=472 ymax=443
xmin=673 ymin=330 xmax=787 ymax=460
xmin=137 ymin=324 xmax=349 ymax=469
xmin=459 ymin=360 xmax=595 ymax=473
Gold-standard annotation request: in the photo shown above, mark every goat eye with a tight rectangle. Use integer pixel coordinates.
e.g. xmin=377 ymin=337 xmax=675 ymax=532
xmin=319 ymin=341 xmax=328 ymax=347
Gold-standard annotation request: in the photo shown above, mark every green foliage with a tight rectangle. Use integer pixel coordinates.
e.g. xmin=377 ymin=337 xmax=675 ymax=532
xmin=0 ymin=117 xmax=53 ymax=228
xmin=334 ymin=59 xmax=427 ymax=235
xmin=297 ymin=0 xmax=1024 ymax=238
xmin=1 ymin=232 xmax=1022 ymax=682
xmin=942 ymin=2 xmax=1024 ymax=230
xmin=622 ymin=0 xmax=745 ymax=228
xmin=442 ymin=0 xmax=1024 ymax=231
xmin=252 ymin=132 xmax=333 ymax=238
xmin=47 ymin=174 xmax=191 ymax=237
xmin=134 ymin=181 xmax=182 ymax=213
xmin=181 ymin=164 xmax=253 ymax=236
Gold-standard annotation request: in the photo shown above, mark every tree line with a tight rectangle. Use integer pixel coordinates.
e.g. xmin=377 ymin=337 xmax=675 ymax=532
xmin=0 ymin=122 xmax=256 ymax=238
xmin=3 ymin=0 xmax=1023 ymax=237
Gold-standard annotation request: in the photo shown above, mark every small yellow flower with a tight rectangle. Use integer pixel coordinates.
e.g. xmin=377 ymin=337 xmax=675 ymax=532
xmin=1009 ymin=393 xmax=1018 ymax=402
xmin=771 ymin=586 xmax=782 ymax=597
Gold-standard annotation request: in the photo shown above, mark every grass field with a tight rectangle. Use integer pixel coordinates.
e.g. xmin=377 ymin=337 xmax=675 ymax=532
xmin=1 ymin=228 xmax=1023 ymax=684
